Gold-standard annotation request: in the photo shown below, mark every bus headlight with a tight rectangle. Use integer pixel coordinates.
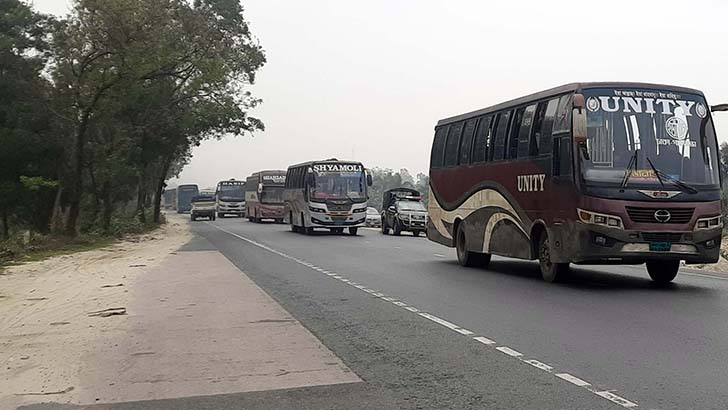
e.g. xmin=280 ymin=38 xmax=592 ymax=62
xmin=696 ymin=216 xmax=721 ymax=230
xmin=309 ymin=206 xmax=326 ymax=213
xmin=577 ymin=208 xmax=623 ymax=229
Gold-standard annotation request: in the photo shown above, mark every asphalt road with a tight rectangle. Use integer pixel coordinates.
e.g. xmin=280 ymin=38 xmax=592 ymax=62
xmin=37 ymin=218 xmax=728 ymax=410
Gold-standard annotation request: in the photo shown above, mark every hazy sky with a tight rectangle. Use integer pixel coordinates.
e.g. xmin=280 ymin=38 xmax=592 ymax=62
xmin=33 ymin=0 xmax=728 ymax=189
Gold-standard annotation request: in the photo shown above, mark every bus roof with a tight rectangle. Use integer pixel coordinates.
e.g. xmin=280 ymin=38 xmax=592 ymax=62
xmin=287 ymin=158 xmax=364 ymax=169
xmin=436 ymin=82 xmax=705 ymax=127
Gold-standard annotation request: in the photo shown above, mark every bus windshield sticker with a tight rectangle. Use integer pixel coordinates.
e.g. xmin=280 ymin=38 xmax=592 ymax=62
xmin=312 ymin=164 xmax=363 ymax=174
xmin=262 ymin=175 xmax=285 ymax=183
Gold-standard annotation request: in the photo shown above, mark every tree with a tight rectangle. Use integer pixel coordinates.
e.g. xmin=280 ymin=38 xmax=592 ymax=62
xmin=48 ymin=0 xmax=265 ymax=233
xmin=0 ymin=0 xmax=58 ymax=239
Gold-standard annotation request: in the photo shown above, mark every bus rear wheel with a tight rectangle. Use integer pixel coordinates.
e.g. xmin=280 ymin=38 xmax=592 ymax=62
xmin=646 ymin=260 xmax=679 ymax=284
xmin=455 ymin=223 xmax=490 ymax=267
xmin=538 ymin=233 xmax=569 ymax=283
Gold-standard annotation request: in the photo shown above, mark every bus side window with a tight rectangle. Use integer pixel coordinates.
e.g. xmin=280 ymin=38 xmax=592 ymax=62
xmin=471 ymin=115 xmax=492 ymax=163
xmin=517 ymin=104 xmax=537 ymax=159
xmin=459 ymin=119 xmax=476 ymax=165
xmin=536 ymin=98 xmax=559 ymax=156
xmin=492 ymin=111 xmax=511 ymax=161
xmin=508 ymin=107 xmax=525 ymax=159
xmin=552 ymin=137 xmax=573 ymax=176
xmin=444 ymin=122 xmax=463 ymax=167
xmin=430 ymin=127 xmax=448 ymax=168
xmin=553 ymin=94 xmax=573 ymax=135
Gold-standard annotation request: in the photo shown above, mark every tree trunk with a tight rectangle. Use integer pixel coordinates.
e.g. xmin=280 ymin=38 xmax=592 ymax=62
xmin=102 ymin=180 xmax=113 ymax=234
xmin=136 ymin=169 xmax=147 ymax=224
xmin=1 ymin=207 xmax=9 ymax=240
xmin=65 ymin=114 xmax=90 ymax=236
xmin=153 ymin=156 xmax=173 ymax=224
xmin=50 ymin=185 xmax=65 ymax=235
xmin=87 ymin=164 xmax=100 ymax=225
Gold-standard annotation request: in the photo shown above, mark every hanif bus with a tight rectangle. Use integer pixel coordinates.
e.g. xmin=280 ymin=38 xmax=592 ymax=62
xmin=245 ymin=170 xmax=287 ymax=223
xmin=215 ymin=179 xmax=245 ymax=218
xmin=427 ymin=82 xmax=723 ymax=284
xmin=284 ymin=159 xmax=373 ymax=235
xmin=176 ymin=184 xmax=199 ymax=213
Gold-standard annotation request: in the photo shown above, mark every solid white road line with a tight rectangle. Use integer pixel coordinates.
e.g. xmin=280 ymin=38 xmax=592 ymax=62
xmin=207 ymin=222 xmax=642 ymax=409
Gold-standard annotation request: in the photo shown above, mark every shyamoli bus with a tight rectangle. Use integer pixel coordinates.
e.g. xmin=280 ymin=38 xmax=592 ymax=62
xmin=284 ymin=159 xmax=373 ymax=236
xmin=427 ymin=82 xmax=723 ymax=284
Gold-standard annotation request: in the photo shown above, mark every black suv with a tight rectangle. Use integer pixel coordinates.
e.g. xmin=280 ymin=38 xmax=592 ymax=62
xmin=381 ymin=188 xmax=427 ymax=237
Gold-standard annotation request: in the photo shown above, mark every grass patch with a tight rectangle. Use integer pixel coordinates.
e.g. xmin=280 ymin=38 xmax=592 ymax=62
xmin=0 ymin=213 xmax=164 ymax=270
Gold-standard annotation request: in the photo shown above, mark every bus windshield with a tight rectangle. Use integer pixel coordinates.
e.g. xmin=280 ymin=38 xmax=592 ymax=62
xmin=310 ymin=169 xmax=366 ymax=200
xmin=581 ymin=88 xmax=720 ymax=189
xmin=218 ymin=184 xmax=244 ymax=199
xmin=397 ymin=201 xmax=425 ymax=212
xmin=260 ymin=186 xmax=284 ymax=204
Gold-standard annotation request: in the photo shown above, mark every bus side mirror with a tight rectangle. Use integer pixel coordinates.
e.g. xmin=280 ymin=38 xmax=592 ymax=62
xmin=712 ymin=104 xmax=728 ymax=112
xmin=572 ymin=93 xmax=587 ymax=144
xmin=306 ymin=173 xmax=315 ymax=186
xmin=257 ymin=183 xmax=263 ymax=194
xmin=367 ymin=173 xmax=373 ymax=187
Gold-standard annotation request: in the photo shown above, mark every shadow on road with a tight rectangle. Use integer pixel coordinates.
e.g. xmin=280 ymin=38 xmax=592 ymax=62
xmin=431 ymin=258 xmax=714 ymax=295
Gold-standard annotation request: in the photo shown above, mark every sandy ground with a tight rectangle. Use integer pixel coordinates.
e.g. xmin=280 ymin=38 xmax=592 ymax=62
xmin=0 ymin=215 xmax=359 ymax=409
xmin=0 ymin=218 xmax=190 ymax=408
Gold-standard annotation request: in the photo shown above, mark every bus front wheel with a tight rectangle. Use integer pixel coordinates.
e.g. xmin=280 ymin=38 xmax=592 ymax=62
xmin=538 ymin=233 xmax=569 ymax=282
xmin=646 ymin=260 xmax=679 ymax=284
xmin=348 ymin=227 xmax=358 ymax=236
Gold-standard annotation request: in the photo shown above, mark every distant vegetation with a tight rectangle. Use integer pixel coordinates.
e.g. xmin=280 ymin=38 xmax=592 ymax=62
xmin=0 ymin=0 xmax=265 ymax=258
xmin=368 ymin=168 xmax=429 ymax=211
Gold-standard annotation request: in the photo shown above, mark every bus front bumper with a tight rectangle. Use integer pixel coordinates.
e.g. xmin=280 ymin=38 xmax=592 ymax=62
xmin=311 ymin=216 xmax=366 ymax=227
xmin=559 ymin=222 xmax=721 ymax=265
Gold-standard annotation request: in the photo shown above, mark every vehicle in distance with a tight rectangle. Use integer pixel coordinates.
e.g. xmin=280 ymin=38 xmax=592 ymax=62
xmin=365 ymin=207 xmax=382 ymax=227
xmin=381 ymin=188 xmax=427 ymax=236
xmin=428 ymin=82 xmax=722 ymax=284
xmin=284 ymin=158 xmax=373 ymax=235
xmin=176 ymin=184 xmax=199 ymax=213
xmin=163 ymin=187 xmax=177 ymax=210
xmin=215 ymin=179 xmax=245 ymax=218
xmin=190 ymin=195 xmax=216 ymax=221
xmin=246 ymin=170 xmax=286 ymax=223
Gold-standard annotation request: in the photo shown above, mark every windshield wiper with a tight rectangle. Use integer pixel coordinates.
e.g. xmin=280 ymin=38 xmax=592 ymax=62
xmin=645 ymin=157 xmax=699 ymax=194
xmin=619 ymin=149 xmax=639 ymax=191
xmin=645 ymin=157 xmax=666 ymax=189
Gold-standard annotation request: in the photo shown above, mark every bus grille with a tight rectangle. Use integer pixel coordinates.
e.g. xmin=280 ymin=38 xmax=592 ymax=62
xmin=625 ymin=207 xmax=694 ymax=224
xmin=641 ymin=232 xmax=683 ymax=243
xmin=328 ymin=204 xmax=351 ymax=212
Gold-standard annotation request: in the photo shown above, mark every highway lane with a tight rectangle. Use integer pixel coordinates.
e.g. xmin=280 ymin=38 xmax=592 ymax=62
xmin=194 ymin=218 xmax=728 ymax=410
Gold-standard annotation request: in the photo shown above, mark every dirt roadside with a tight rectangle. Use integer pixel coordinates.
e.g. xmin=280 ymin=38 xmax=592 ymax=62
xmin=0 ymin=217 xmax=191 ymax=409
xmin=1 ymin=214 xmax=359 ymax=409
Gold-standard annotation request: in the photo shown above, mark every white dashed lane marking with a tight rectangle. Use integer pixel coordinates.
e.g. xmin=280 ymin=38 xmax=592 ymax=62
xmin=208 ymin=223 xmax=641 ymax=409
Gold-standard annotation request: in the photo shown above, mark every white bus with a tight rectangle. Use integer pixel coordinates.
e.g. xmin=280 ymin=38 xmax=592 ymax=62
xmin=284 ymin=159 xmax=373 ymax=235
xmin=215 ymin=179 xmax=245 ymax=218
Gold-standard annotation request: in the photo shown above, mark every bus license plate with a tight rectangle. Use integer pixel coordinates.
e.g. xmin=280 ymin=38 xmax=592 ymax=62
xmin=649 ymin=242 xmax=671 ymax=252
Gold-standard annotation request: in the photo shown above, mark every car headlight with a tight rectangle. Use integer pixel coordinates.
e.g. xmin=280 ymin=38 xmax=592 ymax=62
xmin=577 ymin=208 xmax=623 ymax=229
xmin=696 ymin=216 xmax=721 ymax=230
xmin=309 ymin=206 xmax=326 ymax=213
